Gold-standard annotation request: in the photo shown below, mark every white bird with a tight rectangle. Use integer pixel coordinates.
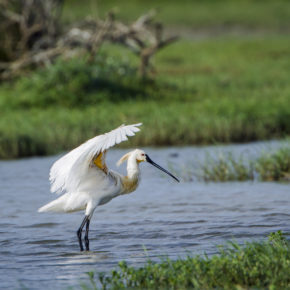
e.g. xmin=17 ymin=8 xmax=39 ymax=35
xmin=38 ymin=123 xmax=179 ymax=251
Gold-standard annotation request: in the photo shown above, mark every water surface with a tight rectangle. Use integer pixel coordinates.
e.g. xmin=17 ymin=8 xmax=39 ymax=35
xmin=0 ymin=141 xmax=289 ymax=289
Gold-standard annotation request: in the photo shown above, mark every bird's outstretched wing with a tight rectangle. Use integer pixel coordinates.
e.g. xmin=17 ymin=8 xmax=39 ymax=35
xmin=49 ymin=123 xmax=142 ymax=194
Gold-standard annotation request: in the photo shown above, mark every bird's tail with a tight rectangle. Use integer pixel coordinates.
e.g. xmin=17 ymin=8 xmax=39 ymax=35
xmin=38 ymin=194 xmax=68 ymax=213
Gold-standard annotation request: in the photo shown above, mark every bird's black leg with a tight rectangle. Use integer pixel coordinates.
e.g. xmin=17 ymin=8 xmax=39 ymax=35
xmin=77 ymin=215 xmax=89 ymax=251
xmin=84 ymin=218 xmax=90 ymax=251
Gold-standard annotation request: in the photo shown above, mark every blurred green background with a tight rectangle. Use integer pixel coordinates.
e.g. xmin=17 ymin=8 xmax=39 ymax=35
xmin=0 ymin=0 xmax=290 ymax=158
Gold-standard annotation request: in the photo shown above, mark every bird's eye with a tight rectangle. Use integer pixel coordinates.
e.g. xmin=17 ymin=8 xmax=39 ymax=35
xmin=141 ymin=153 xmax=145 ymax=156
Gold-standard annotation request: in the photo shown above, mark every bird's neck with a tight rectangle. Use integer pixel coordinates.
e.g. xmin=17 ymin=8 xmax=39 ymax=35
xmin=127 ymin=156 xmax=140 ymax=179
xmin=121 ymin=157 xmax=140 ymax=194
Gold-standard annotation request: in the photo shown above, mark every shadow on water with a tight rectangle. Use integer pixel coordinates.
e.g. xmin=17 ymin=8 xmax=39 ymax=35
xmin=0 ymin=140 xmax=289 ymax=289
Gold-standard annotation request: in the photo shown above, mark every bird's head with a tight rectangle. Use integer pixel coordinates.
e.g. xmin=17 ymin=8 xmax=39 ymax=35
xmin=117 ymin=149 xmax=179 ymax=182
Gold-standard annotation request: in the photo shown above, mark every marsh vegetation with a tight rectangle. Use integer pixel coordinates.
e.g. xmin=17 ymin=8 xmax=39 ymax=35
xmin=82 ymin=231 xmax=290 ymax=289
xmin=191 ymin=146 xmax=290 ymax=182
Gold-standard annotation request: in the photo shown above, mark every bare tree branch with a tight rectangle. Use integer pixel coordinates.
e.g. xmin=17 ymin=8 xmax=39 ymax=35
xmin=0 ymin=1 xmax=178 ymax=80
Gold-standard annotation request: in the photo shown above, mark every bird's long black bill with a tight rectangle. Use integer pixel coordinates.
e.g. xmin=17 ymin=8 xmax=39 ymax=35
xmin=145 ymin=154 xmax=180 ymax=182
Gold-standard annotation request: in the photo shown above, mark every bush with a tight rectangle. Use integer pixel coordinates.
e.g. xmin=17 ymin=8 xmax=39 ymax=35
xmin=1 ymin=54 xmax=161 ymax=109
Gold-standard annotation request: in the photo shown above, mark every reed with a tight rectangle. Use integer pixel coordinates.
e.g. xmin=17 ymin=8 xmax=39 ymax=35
xmin=173 ymin=146 xmax=290 ymax=182
xmin=256 ymin=147 xmax=290 ymax=181
xmin=198 ymin=152 xmax=254 ymax=182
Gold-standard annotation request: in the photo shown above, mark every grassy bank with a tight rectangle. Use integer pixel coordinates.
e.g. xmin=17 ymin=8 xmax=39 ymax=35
xmin=1 ymin=100 xmax=289 ymax=159
xmin=83 ymin=231 xmax=290 ymax=289
xmin=1 ymin=37 xmax=290 ymax=158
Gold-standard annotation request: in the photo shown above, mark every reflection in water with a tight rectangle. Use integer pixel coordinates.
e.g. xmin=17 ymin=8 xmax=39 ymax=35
xmin=0 ymin=141 xmax=289 ymax=289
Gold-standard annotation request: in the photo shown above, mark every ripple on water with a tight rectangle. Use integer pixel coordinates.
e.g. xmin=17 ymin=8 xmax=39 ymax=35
xmin=23 ymin=222 xmax=60 ymax=228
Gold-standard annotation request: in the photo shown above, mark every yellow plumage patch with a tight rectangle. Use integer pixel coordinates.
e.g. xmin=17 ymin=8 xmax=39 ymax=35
xmin=93 ymin=152 xmax=108 ymax=173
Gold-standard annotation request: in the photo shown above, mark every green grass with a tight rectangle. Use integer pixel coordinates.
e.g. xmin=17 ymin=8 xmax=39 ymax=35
xmin=82 ymin=231 xmax=290 ymax=289
xmin=256 ymin=147 xmax=290 ymax=181
xmin=1 ymin=102 xmax=289 ymax=159
xmin=191 ymin=146 xmax=290 ymax=182
xmin=1 ymin=36 xmax=290 ymax=158
xmin=63 ymin=0 xmax=290 ymax=30
xmin=197 ymin=152 xmax=255 ymax=182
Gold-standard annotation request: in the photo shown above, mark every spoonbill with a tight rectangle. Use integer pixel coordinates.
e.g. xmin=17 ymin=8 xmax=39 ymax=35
xmin=38 ymin=123 xmax=179 ymax=251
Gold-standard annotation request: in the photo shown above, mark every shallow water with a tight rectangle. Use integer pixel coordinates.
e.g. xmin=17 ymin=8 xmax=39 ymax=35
xmin=0 ymin=141 xmax=289 ymax=289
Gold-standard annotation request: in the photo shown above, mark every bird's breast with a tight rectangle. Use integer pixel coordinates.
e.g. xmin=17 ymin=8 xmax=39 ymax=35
xmin=121 ymin=176 xmax=139 ymax=194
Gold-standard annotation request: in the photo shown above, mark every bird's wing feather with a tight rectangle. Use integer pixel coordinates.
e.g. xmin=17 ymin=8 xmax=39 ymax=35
xmin=49 ymin=123 xmax=142 ymax=194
